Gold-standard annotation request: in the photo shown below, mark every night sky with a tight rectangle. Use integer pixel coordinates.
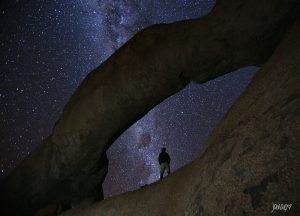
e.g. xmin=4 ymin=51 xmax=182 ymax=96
xmin=0 ymin=0 xmax=258 ymax=198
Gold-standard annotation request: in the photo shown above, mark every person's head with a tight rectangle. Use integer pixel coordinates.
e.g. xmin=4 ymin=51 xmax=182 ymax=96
xmin=161 ymin=147 xmax=166 ymax=152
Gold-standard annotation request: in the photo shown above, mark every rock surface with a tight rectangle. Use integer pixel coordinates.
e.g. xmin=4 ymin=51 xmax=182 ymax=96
xmin=63 ymin=16 xmax=300 ymax=216
xmin=0 ymin=0 xmax=299 ymax=215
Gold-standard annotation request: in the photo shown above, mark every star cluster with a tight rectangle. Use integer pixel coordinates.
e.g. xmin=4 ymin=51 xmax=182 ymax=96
xmin=103 ymin=67 xmax=257 ymax=197
xmin=0 ymin=0 xmax=257 ymax=198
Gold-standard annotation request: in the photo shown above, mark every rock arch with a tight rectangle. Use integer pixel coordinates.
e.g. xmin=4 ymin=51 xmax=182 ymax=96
xmin=63 ymin=14 xmax=300 ymax=215
xmin=0 ymin=0 xmax=299 ymax=215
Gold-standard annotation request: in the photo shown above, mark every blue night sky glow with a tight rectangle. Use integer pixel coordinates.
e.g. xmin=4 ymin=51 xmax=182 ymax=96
xmin=0 ymin=0 xmax=258 ymax=197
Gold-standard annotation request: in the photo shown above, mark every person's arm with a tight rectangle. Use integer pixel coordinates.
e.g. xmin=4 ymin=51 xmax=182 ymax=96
xmin=158 ymin=154 xmax=162 ymax=164
xmin=167 ymin=153 xmax=171 ymax=163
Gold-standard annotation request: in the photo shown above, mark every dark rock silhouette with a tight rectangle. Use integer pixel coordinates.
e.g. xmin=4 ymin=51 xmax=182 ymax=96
xmin=0 ymin=0 xmax=299 ymax=215
xmin=62 ymin=14 xmax=300 ymax=216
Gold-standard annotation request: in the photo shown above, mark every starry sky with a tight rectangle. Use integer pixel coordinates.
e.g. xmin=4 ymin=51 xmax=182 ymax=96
xmin=0 ymin=0 xmax=258 ymax=198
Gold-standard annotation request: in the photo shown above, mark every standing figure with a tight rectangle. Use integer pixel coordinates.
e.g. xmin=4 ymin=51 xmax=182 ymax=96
xmin=158 ymin=147 xmax=171 ymax=180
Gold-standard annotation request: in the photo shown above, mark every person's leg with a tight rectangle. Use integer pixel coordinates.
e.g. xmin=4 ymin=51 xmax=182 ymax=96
xmin=167 ymin=163 xmax=171 ymax=175
xmin=160 ymin=163 xmax=166 ymax=180
xmin=159 ymin=164 xmax=163 ymax=180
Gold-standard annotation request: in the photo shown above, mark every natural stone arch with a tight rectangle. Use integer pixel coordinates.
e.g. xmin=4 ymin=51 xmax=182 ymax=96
xmin=62 ymin=16 xmax=300 ymax=215
xmin=0 ymin=0 xmax=299 ymax=215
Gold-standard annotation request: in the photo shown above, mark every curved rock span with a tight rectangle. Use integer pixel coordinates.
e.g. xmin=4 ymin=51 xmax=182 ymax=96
xmin=0 ymin=0 xmax=299 ymax=215
xmin=63 ymin=12 xmax=300 ymax=216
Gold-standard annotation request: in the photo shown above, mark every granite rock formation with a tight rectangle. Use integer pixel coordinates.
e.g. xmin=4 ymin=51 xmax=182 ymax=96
xmin=62 ymin=13 xmax=300 ymax=216
xmin=0 ymin=0 xmax=299 ymax=215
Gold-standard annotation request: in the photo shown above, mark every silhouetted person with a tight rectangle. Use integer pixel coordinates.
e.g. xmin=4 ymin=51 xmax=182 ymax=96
xmin=158 ymin=147 xmax=171 ymax=180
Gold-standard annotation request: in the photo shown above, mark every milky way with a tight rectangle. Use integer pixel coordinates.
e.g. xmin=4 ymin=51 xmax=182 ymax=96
xmin=103 ymin=67 xmax=257 ymax=197
xmin=0 ymin=0 xmax=257 ymax=198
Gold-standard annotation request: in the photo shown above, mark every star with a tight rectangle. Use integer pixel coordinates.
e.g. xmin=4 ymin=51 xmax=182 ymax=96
xmin=0 ymin=0 xmax=259 ymax=199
